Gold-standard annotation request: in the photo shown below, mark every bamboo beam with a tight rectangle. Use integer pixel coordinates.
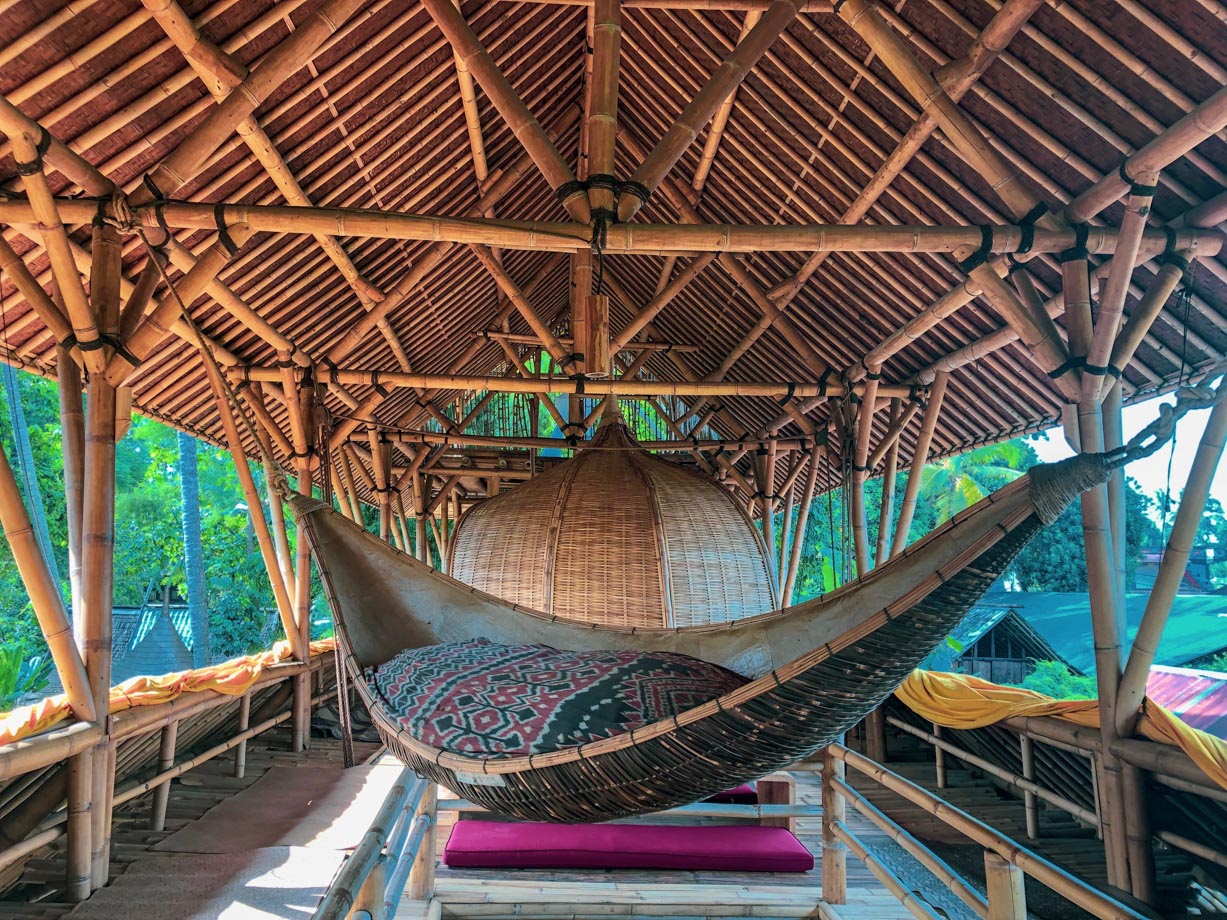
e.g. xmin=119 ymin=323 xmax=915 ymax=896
xmin=130 ymin=0 xmax=370 ymax=206
xmin=1083 ymin=174 xmax=1158 ymax=401
xmin=106 ymin=225 xmax=254 ymax=386
xmin=1118 ymin=395 xmax=1227 ymax=733
xmin=1067 ymin=85 xmax=1227 ymax=222
xmin=769 ymin=0 xmax=1044 ymax=301
xmin=1107 ymin=256 xmax=1188 ymax=390
xmin=890 ymin=372 xmax=947 ymax=555
xmin=449 ymin=0 xmax=488 ymax=183
xmin=0 ymin=237 xmax=74 ymax=349
xmin=419 ymin=0 xmax=590 ymax=222
xmin=586 ymin=0 xmax=621 ymax=215
xmin=0 ymin=97 xmax=114 ymax=197
xmin=470 ymin=245 xmax=576 ymax=371
xmin=240 ymin=366 xmax=919 ymax=400
xmin=616 ymin=0 xmax=801 ymax=222
xmin=692 ymin=11 xmax=761 ymax=195
xmin=0 ymin=439 xmax=95 ymax=722
xmin=851 ymin=367 xmax=880 ymax=575
xmin=485 ymin=331 xmax=698 ymax=353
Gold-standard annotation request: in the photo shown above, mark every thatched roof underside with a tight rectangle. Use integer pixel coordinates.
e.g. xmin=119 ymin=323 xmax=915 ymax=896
xmin=0 ymin=0 xmax=1225 ymax=500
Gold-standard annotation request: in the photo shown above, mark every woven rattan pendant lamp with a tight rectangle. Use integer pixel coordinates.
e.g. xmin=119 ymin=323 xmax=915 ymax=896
xmin=448 ymin=404 xmax=778 ymax=628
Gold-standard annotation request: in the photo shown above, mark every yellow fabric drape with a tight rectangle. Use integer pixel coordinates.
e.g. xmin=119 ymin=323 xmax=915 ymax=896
xmin=896 ymin=670 xmax=1227 ymax=791
xmin=0 ymin=638 xmax=336 ymax=745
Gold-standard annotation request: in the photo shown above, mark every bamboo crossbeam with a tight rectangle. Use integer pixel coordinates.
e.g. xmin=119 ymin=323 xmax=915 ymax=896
xmin=129 ymin=0 xmax=370 ymax=205
xmin=617 ymin=0 xmax=801 ymax=222
xmin=0 ymin=441 xmax=96 ymax=723
xmin=1067 ymin=85 xmax=1227 ymax=222
xmin=243 ymin=366 xmax=919 ymax=399
xmin=4 ymin=199 xmax=1215 ymax=258
xmin=692 ymin=11 xmax=762 ymax=195
xmin=419 ymin=0 xmax=589 ymax=223
xmin=503 ymin=0 xmax=831 ymax=7
xmin=1117 ymin=395 xmax=1227 ymax=733
xmin=482 ymin=331 xmax=698 ymax=353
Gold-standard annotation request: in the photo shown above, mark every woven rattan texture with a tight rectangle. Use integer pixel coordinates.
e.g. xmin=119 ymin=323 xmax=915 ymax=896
xmin=450 ymin=420 xmax=774 ymax=626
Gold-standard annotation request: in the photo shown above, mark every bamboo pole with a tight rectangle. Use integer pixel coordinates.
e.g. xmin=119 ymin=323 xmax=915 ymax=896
xmin=449 ymin=0 xmax=487 ymax=183
xmin=65 ymin=746 xmax=92 ymax=901
xmin=781 ymin=451 xmax=818 ymax=606
xmin=0 ymin=98 xmax=114 ymax=196
xmin=610 ymin=253 xmax=715 ymax=351
xmin=1118 ymin=394 xmax=1227 ymax=732
xmin=1107 ymin=256 xmax=1187 ymax=382
xmin=0 ymin=237 xmax=74 ymax=348
xmin=130 ymin=0 xmax=370 ymax=206
xmin=148 ymin=721 xmax=178 ymax=831
xmin=1074 ymin=397 xmax=1131 ymax=891
xmin=106 ymin=225 xmax=255 ymax=386
xmin=586 ymin=0 xmax=621 ymax=215
xmin=470 ymin=244 xmax=575 ymax=370
xmin=984 ymin=853 xmax=1026 ymax=920
xmin=616 ymin=0 xmax=801 ymax=222
xmin=5 ymin=132 xmax=106 ymax=375
xmin=851 ymin=367 xmax=880 ymax=575
xmin=770 ymin=0 xmax=1043 ymax=302
xmin=203 ymin=362 xmax=300 ymax=658
xmin=419 ymin=0 xmax=590 ymax=222
xmin=821 ymin=743 xmax=847 ymax=905
xmin=875 ymin=399 xmax=900 ymax=565
xmin=692 ymin=11 xmax=762 ymax=195
xmin=233 ymin=691 xmax=250 ymax=779
xmin=891 ymin=372 xmax=947 ymax=555
xmin=59 ymin=352 xmax=84 ymax=613
xmin=1020 ymin=735 xmax=1038 ymax=840
xmin=240 ymin=366 xmax=917 ymax=400
xmin=0 ymin=441 xmax=95 ymax=721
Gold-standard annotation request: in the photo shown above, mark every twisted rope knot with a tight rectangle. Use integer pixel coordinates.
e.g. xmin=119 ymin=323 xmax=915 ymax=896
xmin=1114 ymin=359 xmax=1227 ymax=467
xmin=105 ymin=191 xmax=134 ymax=231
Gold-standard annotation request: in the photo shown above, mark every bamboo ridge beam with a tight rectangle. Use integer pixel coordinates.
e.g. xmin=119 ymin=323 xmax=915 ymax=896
xmin=239 ymin=365 xmax=922 ymax=399
xmin=2 ymin=199 xmax=1216 ymax=257
xmin=389 ymin=431 xmax=825 ymax=452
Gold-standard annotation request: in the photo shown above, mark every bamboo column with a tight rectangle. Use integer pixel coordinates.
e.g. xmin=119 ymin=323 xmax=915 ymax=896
xmin=616 ymin=0 xmax=801 ymax=222
xmin=851 ymin=367 xmax=880 ymax=575
xmin=419 ymin=0 xmax=590 ymax=222
xmin=586 ymin=0 xmax=621 ymax=216
xmin=1118 ymin=394 xmax=1227 ymax=730
xmin=781 ymin=451 xmax=819 ymax=606
xmin=984 ymin=853 xmax=1026 ymax=920
xmin=821 ymin=743 xmax=847 ymax=904
xmin=413 ymin=474 xmax=429 ymax=564
xmin=891 ymin=372 xmax=947 ymax=555
xmin=1073 ymin=397 xmax=1131 ymax=891
xmin=292 ymin=385 xmax=315 ymax=753
xmin=875 ymin=399 xmax=900 ymax=565
xmin=148 ymin=721 xmax=178 ymax=831
xmin=65 ymin=747 xmax=92 ymax=901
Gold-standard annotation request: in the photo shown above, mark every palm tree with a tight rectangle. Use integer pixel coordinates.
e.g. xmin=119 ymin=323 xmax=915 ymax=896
xmin=919 ymin=442 xmax=1027 ymax=525
xmin=178 ymin=431 xmax=210 ymax=667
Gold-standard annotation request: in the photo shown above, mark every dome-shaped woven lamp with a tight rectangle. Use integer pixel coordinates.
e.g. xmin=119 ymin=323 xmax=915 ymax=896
xmin=448 ymin=407 xmax=778 ymax=628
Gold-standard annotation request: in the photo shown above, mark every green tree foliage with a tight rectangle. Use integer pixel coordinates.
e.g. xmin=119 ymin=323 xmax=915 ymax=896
xmin=918 ymin=441 xmax=1030 ymax=525
xmin=1010 ymin=477 xmax=1158 ymax=592
xmin=0 ymin=370 xmax=281 ymax=670
xmin=1012 ymin=660 xmax=1097 ymax=699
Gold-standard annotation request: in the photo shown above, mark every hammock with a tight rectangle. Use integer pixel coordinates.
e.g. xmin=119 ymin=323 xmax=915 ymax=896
xmin=292 ymin=451 xmax=1112 ymax=823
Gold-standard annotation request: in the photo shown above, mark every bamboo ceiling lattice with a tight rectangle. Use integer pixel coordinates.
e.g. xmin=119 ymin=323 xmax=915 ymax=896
xmin=0 ymin=0 xmax=1223 ymax=506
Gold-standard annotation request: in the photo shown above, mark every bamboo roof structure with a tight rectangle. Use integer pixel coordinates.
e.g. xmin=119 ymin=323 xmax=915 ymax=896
xmin=0 ymin=0 xmax=1223 ymax=505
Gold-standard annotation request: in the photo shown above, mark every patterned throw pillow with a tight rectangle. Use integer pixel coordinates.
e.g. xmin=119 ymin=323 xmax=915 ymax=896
xmin=368 ymin=638 xmax=749 ymax=757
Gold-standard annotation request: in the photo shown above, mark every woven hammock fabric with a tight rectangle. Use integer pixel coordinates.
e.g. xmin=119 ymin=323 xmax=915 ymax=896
xmin=368 ymin=638 xmax=748 ymax=756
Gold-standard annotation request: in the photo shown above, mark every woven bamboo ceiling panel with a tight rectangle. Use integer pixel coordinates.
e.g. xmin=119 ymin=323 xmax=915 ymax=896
xmin=449 ymin=414 xmax=777 ymax=626
xmin=0 ymin=0 xmax=1224 ymax=498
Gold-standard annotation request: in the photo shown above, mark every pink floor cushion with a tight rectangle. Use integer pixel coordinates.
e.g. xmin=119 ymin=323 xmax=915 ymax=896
xmin=706 ymin=783 xmax=757 ymax=804
xmin=368 ymin=638 xmax=748 ymax=756
xmin=443 ymin=821 xmax=814 ymax=872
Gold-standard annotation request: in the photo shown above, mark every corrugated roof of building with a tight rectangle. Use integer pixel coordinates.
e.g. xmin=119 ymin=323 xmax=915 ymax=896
xmin=1146 ymin=665 xmax=1227 ymax=740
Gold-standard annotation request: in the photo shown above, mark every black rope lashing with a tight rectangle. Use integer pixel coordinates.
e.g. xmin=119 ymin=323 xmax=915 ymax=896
xmin=1057 ymin=223 xmax=1091 ymax=264
xmin=957 ymin=225 xmax=995 ymax=273
xmin=1119 ymin=161 xmax=1158 ymax=197
xmin=586 ymin=174 xmax=617 ymax=195
xmin=213 ymin=203 xmax=239 ymax=256
xmin=1047 ymin=355 xmax=1086 ymax=380
xmin=777 ymin=381 xmax=796 ymax=407
xmin=554 ymin=179 xmax=586 ymax=203
xmin=13 ymin=126 xmax=51 ymax=176
xmin=618 ymin=179 xmax=650 ymax=205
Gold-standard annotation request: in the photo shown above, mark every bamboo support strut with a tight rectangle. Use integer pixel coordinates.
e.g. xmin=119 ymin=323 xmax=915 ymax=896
xmin=616 ymin=0 xmax=801 ymax=222
xmin=1117 ymin=394 xmax=1227 ymax=733
xmin=891 ymin=372 xmax=947 ymax=555
xmin=419 ymin=0 xmax=590 ymax=223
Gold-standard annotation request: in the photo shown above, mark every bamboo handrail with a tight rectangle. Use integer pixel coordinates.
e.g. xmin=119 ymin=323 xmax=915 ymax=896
xmin=0 ymin=722 xmax=102 ymax=785
xmin=832 ymin=822 xmax=940 ymax=919
xmin=830 ymin=745 xmax=1147 ymax=919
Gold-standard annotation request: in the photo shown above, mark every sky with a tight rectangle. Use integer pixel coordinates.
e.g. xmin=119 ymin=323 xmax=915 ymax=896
xmin=1028 ymin=393 xmax=1226 ymax=526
